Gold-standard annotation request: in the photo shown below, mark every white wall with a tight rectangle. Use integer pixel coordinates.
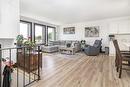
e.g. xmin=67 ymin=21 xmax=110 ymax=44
xmin=58 ymin=16 xmax=130 ymax=54
xmin=0 ymin=0 xmax=19 ymax=38
xmin=0 ymin=0 xmax=1 ymax=29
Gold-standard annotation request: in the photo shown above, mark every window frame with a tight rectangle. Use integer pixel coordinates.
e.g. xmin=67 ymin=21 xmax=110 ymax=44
xmin=20 ymin=20 xmax=32 ymax=41
xmin=34 ymin=23 xmax=46 ymax=44
xmin=47 ymin=26 xmax=56 ymax=42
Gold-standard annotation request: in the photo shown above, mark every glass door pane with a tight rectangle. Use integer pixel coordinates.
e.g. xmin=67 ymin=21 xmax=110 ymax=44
xmin=34 ymin=24 xmax=46 ymax=44
xmin=20 ymin=21 xmax=32 ymax=41
xmin=47 ymin=26 xmax=56 ymax=42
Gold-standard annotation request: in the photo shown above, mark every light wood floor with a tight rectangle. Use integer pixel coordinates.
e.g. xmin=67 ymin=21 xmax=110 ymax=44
xmin=32 ymin=53 xmax=130 ymax=87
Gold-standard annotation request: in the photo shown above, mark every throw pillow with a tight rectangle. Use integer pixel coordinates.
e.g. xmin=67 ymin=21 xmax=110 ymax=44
xmin=71 ymin=42 xmax=75 ymax=48
xmin=66 ymin=43 xmax=71 ymax=47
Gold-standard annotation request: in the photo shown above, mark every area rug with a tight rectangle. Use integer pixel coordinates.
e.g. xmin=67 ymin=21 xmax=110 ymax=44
xmin=43 ymin=52 xmax=85 ymax=59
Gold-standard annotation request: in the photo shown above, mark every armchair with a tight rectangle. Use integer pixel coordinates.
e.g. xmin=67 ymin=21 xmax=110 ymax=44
xmin=84 ymin=40 xmax=102 ymax=56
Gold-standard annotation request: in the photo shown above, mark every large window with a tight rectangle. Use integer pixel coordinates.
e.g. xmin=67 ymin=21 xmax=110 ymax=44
xmin=20 ymin=20 xmax=32 ymax=41
xmin=47 ymin=26 xmax=56 ymax=42
xmin=20 ymin=20 xmax=56 ymax=45
xmin=34 ymin=24 xmax=46 ymax=44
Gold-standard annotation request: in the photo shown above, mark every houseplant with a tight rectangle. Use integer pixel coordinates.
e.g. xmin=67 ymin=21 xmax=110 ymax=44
xmin=23 ymin=40 xmax=35 ymax=48
xmin=16 ymin=35 xmax=24 ymax=47
xmin=23 ymin=37 xmax=36 ymax=49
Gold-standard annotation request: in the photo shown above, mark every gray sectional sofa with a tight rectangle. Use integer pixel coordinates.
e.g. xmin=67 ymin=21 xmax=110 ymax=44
xmin=42 ymin=40 xmax=81 ymax=53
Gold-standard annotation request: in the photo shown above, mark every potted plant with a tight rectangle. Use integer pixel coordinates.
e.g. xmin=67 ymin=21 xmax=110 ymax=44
xmin=16 ymin=35 xmax=24 ymax=47
xmin=23 ymin=37 xmax=36 ymax=49
xmin=23 ymin=40 xmax=35 ymax=48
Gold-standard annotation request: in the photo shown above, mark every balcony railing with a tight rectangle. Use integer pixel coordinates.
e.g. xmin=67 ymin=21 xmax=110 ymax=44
xmin=0 ymin=45 xmax=42 ymax=87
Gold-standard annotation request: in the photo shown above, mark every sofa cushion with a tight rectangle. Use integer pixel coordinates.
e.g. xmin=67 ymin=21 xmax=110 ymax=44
xmin=60 ymin=41 xmax=66 ymax=46
xmin=71 ymin=42 xmax=75 ymax=47
xmin=53 ymin=41 xmax=60 ymax=45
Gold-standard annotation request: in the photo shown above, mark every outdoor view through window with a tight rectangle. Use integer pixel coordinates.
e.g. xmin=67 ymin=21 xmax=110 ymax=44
xmin=20 ymin=21 xmax=56 ymax=44
xmin=48 ymin=27 xmax=55 ymax=42
xmin=20 ymin=22 xmax=31 ymax=40
xmin=35 ymin=25 xmax=44 ymax=43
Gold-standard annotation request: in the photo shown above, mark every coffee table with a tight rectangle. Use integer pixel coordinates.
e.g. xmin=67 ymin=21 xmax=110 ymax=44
xmin=59 ymin=46 xmax=75 ymax=55
xmin=42 ymin=45 xmax=58 ymax=53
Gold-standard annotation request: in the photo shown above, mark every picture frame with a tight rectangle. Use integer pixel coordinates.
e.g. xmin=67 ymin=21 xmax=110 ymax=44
xmin=63 ymin=27 xmax=75 ymax=34
xmin=85 ymin=26 xmax=99 ymax=37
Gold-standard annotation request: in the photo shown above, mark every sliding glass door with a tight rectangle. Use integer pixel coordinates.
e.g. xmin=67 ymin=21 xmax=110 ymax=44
xmin=34 ymin=24 xmax=46 ymax=44
xmin=47 ymin=26 xmax=56 ymax=42
xmin=20 ymin=20 xmax=32 ymax=41
xmin=20 ymin=20 xmax=56 ymax=45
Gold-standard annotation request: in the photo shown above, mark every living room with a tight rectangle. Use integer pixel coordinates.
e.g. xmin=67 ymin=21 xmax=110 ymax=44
xmin=0 ymin=0 xmax=130 ymax=87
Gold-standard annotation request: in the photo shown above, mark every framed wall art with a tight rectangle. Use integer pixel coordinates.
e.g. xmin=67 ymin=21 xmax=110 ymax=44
xmin=63 ymin=27 xmax=75 ymax=34
xmin=85 ymin=26 xmax=99 ymax=37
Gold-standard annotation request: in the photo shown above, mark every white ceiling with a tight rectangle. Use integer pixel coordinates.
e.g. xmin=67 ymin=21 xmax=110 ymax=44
xmin=20 ymin=0 xmax=130 ymax=24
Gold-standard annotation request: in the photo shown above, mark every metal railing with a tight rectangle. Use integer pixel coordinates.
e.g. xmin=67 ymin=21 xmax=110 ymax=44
xmin=0 ymin=45 xmax=42 ymax=87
